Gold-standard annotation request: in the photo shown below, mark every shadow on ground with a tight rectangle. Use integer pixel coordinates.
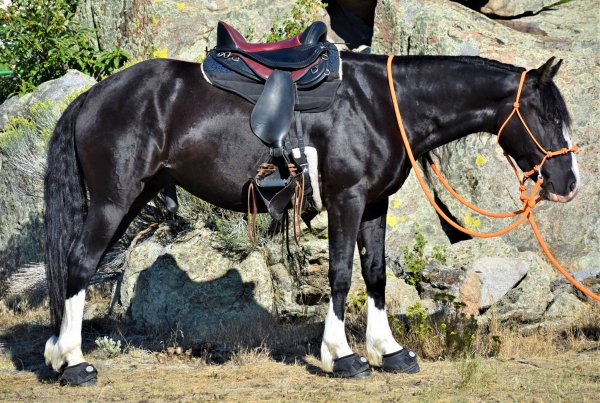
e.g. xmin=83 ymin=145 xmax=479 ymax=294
xmin=0 ymin=252 xmax=328 ymax=383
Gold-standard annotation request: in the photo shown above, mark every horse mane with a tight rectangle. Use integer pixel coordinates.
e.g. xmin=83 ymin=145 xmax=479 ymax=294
xmin=346 ymin=52 xmax=571 ymax=126
xmin=451 ymin=56 xmax=524 ymax=72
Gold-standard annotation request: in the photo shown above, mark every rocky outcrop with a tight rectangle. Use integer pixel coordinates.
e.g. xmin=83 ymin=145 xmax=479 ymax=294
xmin=0 ymin=71 xmax=96 ymax=294
xmin=373 ymin=0 xmax=599 ymax=275
xmin=419 ymin=239 xmax=593 ymax=327
xmin=2 ymin=0 xmax=594 ymax=335
xmin=76 ymin=0 xmax=327 ymax=61
xmin=116 ymin=227 xmax=276 ymax=336
xmin=116 ymin=216 xmax=421 ymax=335
xmin=479 ymin=0 xmax=554 ymax=17
xmin=0 ymin=70 xmax=95 ymax=130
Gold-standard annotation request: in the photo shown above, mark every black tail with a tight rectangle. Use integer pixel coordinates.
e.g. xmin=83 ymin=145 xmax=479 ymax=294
xmin=44 ymin=93 xmax=88 ymax=335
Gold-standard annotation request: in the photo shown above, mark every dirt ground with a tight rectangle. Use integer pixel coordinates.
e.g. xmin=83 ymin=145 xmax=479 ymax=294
xmin=1 ymin=301 xmax=599 ymax=402
xmin=1 ymin=333 xmax=599 ymax=402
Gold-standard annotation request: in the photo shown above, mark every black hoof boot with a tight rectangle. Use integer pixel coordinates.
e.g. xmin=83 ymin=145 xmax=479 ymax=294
xmin=59 ymin=362 xmax=98 ymax=386
xmin=381 ymin=349 xmax=420 ymax=374
xmin=332 ymin=353 xmax=371 ymax=378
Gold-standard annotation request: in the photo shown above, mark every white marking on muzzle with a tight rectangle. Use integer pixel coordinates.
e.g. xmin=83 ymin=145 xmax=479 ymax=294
xmin=563 ymin=124 xmax=580 ymax=190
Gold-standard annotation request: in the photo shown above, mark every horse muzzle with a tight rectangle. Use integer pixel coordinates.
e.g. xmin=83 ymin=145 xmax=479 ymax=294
xmin=541 ymin=187 xmax=578 ymax=203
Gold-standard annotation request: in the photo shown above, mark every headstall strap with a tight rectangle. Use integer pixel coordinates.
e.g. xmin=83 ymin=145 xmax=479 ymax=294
xmin=497 ymin=70 xmax=579 ymax=193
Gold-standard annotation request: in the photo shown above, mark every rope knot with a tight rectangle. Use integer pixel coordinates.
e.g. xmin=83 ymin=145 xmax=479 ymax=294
xmin=513 ymin=102 xmax=520 ymax=108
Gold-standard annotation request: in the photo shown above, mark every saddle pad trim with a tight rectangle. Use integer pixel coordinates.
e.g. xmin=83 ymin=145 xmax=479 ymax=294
xmin=293 ymin=146 xmax=323 ymax=211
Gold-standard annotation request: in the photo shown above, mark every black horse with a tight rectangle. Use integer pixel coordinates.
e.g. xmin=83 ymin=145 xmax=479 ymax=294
xmin=43 ymin=48 xmax=578 ymax=384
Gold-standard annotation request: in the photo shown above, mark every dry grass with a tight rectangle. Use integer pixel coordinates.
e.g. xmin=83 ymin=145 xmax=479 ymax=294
xmin=0 ymin=298 xmax=598 ymax=401
xmin=0 ymin=347 xmax=598 ymax=402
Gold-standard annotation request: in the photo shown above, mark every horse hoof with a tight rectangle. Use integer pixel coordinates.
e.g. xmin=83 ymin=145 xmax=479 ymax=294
xmin=381 ymin=348 xmax=420 ymax=374
xmin=332 ymin=353 xmax=371 ymax=378
xmin=59 ymin=362 xmax=98 ymax=386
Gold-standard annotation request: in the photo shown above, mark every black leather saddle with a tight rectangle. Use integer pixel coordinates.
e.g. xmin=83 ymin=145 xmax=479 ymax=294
xmin=202 ymin=21 xmax=341 ymax=221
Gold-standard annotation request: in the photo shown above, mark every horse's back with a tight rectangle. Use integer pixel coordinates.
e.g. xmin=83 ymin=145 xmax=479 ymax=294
xmin=70 ymin=58 xmax=266 ymax=210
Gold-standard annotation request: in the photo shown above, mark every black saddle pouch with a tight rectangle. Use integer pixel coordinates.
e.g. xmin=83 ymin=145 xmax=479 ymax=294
xmin=250 ymin=156 xmax=294 ymax=220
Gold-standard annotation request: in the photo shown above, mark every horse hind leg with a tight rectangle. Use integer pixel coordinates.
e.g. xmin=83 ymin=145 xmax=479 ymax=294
xmin=44 ymin=204 xmax=127 ymax=377
xmin=45 ymin=184 xmax=160 ymax=382
xmin=358 ymin=199 xmax=420 ymax=374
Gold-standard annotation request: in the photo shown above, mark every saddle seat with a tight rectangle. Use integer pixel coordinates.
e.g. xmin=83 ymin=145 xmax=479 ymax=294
xmin=215 ymin=21 xmax=328 ymax=71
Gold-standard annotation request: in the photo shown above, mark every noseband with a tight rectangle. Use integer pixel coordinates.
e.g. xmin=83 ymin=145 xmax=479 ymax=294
xmin=497 ymin=70 xmax=579 ymax=188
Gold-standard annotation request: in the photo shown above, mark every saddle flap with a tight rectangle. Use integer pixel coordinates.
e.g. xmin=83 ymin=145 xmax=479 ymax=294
xmin=250 ymin=70 xmax=295 ymax=148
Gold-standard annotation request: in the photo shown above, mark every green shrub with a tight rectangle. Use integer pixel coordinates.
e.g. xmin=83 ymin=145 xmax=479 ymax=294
xmin=435 ymin=294 xmax=478 ymax=359
xmin=0 ymin=0 xmax=128 ymax=102
xmin=403 ymin=227 xmax=427 ymax=286
xmin=347 ymin=289 xmax=367 ymax=315
xmin=263 ymin=0 xmax=328 ymax=42
xmin=94 ymin=336 xmax=122 ymax=358
xmin=406 ymin=300 xmax=431 ymax=339
xmin=391 ymin=299 xmax=479 ymax=360
xmin=402 ymin=226 xmax=447 ymax=287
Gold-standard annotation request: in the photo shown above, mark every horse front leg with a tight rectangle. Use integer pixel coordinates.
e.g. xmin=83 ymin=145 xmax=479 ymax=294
xmin=320 ymin=195 xmax=371 ymax=378
xmin=358 ymin=198 xmax=420 ymax=374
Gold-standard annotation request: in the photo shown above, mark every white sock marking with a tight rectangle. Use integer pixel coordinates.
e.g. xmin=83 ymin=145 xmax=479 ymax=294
xmin=366 ymin=297 xmax=402 ymax=366
xmin=44 ymin=290 xmax=86 ymax=371
xmin=320 ymin=300 xmax=353 ymax=372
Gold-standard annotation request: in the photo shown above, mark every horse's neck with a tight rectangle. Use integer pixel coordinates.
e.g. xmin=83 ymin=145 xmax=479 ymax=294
xmin=399 ymin=59 xmax=521 ymax=156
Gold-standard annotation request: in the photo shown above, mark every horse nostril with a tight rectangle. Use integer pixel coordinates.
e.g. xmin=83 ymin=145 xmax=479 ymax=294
xmin=546 ymin=181 xmax=555 ymax=194
xmin=569 ymin=181 xmax=577 ymax=192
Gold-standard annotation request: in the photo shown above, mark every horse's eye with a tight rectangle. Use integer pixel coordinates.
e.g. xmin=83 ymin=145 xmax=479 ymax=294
xmin=553 ymin=117 xmax=561 ymax=126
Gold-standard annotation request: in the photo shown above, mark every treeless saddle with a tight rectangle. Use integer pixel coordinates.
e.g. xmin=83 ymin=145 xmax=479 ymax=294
xmin=202 ymin=21 xmax=341 ymax=226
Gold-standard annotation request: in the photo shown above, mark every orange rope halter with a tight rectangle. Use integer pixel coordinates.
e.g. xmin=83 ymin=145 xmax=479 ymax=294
xmin=386 ymin=55 xmax=598 ymax=302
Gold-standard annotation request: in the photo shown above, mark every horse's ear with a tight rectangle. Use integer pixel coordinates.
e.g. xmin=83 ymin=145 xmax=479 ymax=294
xmin=550 ymin=58 xmax=563 ymax=78
xmin=537 ymin=57 xmax=562 ymax=83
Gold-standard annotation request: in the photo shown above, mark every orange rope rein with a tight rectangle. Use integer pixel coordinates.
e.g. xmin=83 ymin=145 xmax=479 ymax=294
xmin=386 ymin=55 xmax=598 ymax=302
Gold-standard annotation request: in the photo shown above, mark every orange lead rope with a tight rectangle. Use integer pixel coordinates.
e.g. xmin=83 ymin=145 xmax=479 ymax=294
xmin=386 ymin=55 xmax=599 ymax=302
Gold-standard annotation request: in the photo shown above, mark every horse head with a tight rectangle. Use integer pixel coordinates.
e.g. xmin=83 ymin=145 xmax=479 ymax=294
xmin=497 ymin=57 xmax=579 ymax=203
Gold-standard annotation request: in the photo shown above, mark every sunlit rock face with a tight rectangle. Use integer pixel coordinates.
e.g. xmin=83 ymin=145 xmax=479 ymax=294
xmin=75 ymin=0 xmax=325 ymax=61
xmin=373 ymin=0 xmax=599 ymax=273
